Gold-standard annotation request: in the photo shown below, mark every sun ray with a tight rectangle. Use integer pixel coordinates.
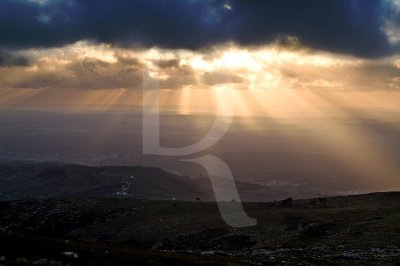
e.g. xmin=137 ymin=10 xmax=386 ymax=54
xmin=299 ymin=91 xmax=400 ymax=189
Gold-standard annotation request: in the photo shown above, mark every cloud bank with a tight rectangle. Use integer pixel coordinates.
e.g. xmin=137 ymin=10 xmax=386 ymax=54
xmin=0 ymin=42 xmax=399 ymax=91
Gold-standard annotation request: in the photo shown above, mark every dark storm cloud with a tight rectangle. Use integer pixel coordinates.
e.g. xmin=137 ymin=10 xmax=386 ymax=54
xmin=202 ymin=71 xmax=244 ymax=85
xmin=157 ymin=59 xmax=180 ymax=69
xmin=0 ymin=0 xmax=399 ymax=58
xmin=0 ymin=50 xmax=29 ymax=66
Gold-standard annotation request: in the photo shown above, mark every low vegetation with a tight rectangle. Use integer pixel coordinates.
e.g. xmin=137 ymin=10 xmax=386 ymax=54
xmin=0 ymin=192 xmax=399 ymax=264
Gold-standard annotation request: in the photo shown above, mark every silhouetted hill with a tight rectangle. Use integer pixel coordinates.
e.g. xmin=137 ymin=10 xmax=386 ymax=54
xmin=0 ymin=161 xmax=324 ymax=202
xmin=0 ymin=161 xmax=212 ymax=201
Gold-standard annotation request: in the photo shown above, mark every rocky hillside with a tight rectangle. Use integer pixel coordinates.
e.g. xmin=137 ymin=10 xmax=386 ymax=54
xmin=0 ymin=192 xmax=399 ymax=264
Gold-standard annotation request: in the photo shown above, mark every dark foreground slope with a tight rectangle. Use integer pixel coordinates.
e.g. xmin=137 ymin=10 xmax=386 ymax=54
xmin=0 ymin=192 xmax=400 ymax=265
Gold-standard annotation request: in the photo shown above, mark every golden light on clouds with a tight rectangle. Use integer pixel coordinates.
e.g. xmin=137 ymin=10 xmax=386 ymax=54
xmin=0 ymin=41 xmax=399 ymax=117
